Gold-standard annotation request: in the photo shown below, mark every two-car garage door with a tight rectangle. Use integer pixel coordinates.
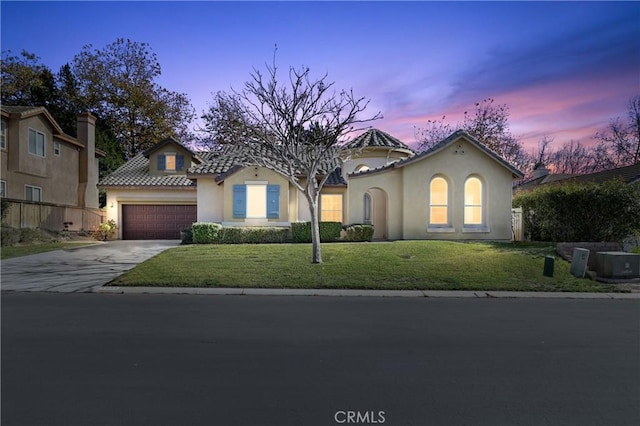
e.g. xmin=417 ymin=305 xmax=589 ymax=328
xmin=122 ymin=205 xmax=197 ymax=240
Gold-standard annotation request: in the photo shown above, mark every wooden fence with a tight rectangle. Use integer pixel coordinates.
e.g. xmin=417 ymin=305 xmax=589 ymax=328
xmin=1 ymin=199 xmax=105 ymax=232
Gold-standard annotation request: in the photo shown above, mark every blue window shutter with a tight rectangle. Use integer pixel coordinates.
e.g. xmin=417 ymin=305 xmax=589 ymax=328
xmin=157 ymin=154 xmax=166 ymax=170
xmin=176 ymin=155 xmax=185 ymax=170
xmin=267 ymin=185 xmax=280 ymax=219
xmin=233 ymin=185 xmax=246 ymax=218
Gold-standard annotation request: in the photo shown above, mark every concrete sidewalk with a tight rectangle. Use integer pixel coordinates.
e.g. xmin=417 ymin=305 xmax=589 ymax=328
xmin=1 ymin=240 xmax=180 ymax=293
xmin=97 ymin=286 xmax=640 ymax=299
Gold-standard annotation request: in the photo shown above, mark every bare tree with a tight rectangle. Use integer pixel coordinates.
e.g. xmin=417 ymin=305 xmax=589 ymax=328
xmin=594 ymin=94 xmax=640 ymax=166
xmin=414 ymin=116 xmax=453 ymax=151
xmin=415 ymin=98 xmax=528 ymax=171
xmin=203 ymin=60 xmax=379 ymax=263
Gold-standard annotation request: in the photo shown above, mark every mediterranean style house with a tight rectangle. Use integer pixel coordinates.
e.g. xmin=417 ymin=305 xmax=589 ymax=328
xmin=99 ymin=129 xmax=524 ymax=240
xmin=0 ymin=106 xmax=104 ymax=230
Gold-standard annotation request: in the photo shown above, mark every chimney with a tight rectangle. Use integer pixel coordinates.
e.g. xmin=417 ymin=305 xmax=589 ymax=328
xmin=532 ymin=163 xmax=550 ymax=180
xmin=77 ymin=112 xmax=99 ymax=208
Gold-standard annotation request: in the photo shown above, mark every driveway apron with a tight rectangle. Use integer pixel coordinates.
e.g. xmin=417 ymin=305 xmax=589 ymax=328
xmin=1 ymin=240 xmax=180 ymax=293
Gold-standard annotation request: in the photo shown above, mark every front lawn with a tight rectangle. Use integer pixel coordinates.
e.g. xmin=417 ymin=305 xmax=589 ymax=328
xmin=110 ymin=241 xmax=616 ymax=292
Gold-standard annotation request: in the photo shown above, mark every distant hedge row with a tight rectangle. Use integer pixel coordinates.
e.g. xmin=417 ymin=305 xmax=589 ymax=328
xmin=184 ymin=222 xmax=374 ymax=244
xmin=513 ymin=179 xmax=640 ymax=242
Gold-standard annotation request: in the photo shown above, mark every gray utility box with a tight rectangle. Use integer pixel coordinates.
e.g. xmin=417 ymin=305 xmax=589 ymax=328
xmin=595 ymin=252 xmax=640 ymax=279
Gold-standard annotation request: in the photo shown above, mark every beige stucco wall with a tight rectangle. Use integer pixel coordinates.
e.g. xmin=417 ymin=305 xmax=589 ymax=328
xmin=348 ymin=168 xmax=404 ymax=239
xmin=105 ymin=187 xmax=197 ymax=239
xmin=196 ymin=178 xmax=224 ymax=223
xmin=348 ymin=136 xmax=516 ymax=241
xmin=222 ymin=166 xmax=291 ymax=224
xmin=341 ymin=148 xmax=412 ymax=178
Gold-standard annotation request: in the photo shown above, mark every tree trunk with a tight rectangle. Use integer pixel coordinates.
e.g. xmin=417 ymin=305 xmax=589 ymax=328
xmin=305 ymin=185 xmax=322 ymax=264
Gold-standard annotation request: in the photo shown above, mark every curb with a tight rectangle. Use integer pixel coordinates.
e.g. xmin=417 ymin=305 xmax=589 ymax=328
xmin=95 ymin=286 xmax=640 ymax=299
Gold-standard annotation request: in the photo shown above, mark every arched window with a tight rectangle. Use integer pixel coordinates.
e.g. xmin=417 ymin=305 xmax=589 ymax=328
xmin=464 ymin=177 xmax=483 ymax=225
xmin=355 ymin=164 xmax=370 ymax=173
xmin=429 ymin=177 xmax=449 ymax=226
xmin=364 ymin=193 xmax=372 ymax=224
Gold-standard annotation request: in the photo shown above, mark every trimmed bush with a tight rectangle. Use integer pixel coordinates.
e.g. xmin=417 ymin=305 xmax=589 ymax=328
xmin=217 ymin=227 xmax=289 ymax=244
xmin=344 ymin=224 xmax=375 ymax=242
xmin=513 ymin=179 xmax=640 ymax=242
xmin=192 ymin=222 xmax=222 ymax=244
xmin=92 ymin=220 xmax=118 ymax=241
xmin=291 ymin=221 xmax=342 ymax=243
xmin=1 ymin=226 xmax=21 ymax=247
xmin=180 ymin=227 xmax=193 ymax=245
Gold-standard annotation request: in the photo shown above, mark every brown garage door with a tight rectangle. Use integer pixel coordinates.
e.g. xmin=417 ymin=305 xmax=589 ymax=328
xmin=122 ymin=205 xmax=197 ymax=240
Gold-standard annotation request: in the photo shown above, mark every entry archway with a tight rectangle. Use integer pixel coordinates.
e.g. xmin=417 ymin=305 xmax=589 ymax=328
xmin=364 ymin=188 xmax=388 ymax=240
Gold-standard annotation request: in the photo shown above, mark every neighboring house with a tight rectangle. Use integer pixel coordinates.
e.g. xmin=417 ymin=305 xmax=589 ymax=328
xmin=100 ymin=129 xmax=524 ymax=240
xmin=1 ymin=106 xmax=104 ymax=230
xmin=515 ymin=162 xmax=640 ymax=193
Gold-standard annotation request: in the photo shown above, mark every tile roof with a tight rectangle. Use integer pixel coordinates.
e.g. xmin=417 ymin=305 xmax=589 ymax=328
xmin=516 ymin=163 xmax=640 ymax=191
xmin=98 ymin=153 xmax=196 ymax=187
xmin=345 ymin=128 xmax=414 ymax=153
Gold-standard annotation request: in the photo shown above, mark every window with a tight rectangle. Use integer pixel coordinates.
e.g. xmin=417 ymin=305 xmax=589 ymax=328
xmin=25 ymin=185 xmax=42 ymax=202
xmin=321 ymin=194 xmax=343 ymax=222
xmin=363 ymin=193 xmax=372 ymax=224
xmin=157 ymin=153 xmax=184 ymax=172
xmin=233 ymin=184 xmax=280 ymax=219
xmin=0 ymin=180 xmax=6 ymax=198
xmin=28 ymin=128 xmax=45 ymax=157
xmin=355 ymin=164 xmax=370 ymax=173
xmin=464 ymin=177 xmax=483 ymax=225
xmin=1 ymin=119 xmax=6 ymax=149
xmin=429 ymin=177 xmax=449 ymax=225
xmin=54 ymin=141 xmax=61 ymax=156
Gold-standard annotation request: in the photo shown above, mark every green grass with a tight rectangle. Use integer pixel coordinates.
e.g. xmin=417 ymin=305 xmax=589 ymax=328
xmin=1 ymin=242 xmax=98 ymax=259
xmin=110 ymin=241 xmax=616 ymax=292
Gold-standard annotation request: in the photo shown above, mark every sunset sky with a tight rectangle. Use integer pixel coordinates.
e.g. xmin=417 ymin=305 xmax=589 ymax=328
xmin=2 ymin=1 xmax=638 ymax=152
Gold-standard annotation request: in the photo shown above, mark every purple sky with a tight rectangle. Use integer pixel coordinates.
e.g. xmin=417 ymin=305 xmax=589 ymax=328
xmin=2 ymin=1 xmax=639 ymax=153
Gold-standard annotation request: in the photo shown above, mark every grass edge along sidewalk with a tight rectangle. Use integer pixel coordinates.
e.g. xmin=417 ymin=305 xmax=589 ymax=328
xmin=109 ymin=241 xmax=622 ymax=293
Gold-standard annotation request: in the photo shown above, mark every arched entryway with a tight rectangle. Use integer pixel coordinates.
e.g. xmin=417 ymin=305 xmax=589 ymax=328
xmin=364 ymin=188 xmax=388 ymax=240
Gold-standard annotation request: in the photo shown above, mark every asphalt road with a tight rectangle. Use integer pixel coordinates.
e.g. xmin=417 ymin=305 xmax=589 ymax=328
xmin=2 ymin=293 xmax=639 ymax=426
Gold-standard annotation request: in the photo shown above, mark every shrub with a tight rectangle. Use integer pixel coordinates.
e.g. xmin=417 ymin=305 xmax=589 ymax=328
xmin=217 ymin=227 xmax=289 ymax=244
xmin=1 ymin=199 xmax=10 ymax=224
xmin=513 ymin=179 xmax=640 ymax=242
xmin=1 ymin=226 xmax=21 ymax=247
xmin=344 ymin=224 xmax=375 ymax=242
xmin=92 ymin=219 xmax=118 ymax=241
xmin=192 ymin=222 xmax=222 ymax=244
xmin=291 ymin=221 xmax=342 ymax=243
xmin=180 ymin=226 xmax=193 ymax=245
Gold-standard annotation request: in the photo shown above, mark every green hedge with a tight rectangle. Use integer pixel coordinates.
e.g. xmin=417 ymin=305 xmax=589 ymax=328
xmin=344 ymin=224 xmax=375 ymax=242
xmin=513 ymin=179 xmax=640 ymax=242
xmin=192 ymin=222 xmax=222 ymax=244
xmin=216 ymin=227 xmax=289 ymax=244
xmin=291 ymin=221 xmax=342 ymax=243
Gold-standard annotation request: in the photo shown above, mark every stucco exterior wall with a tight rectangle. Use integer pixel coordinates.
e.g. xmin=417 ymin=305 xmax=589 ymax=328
xmin=401 ymin=138 xmax=514 ymax=240
xmin=105 ymin=187 xmax=196 ymax=239
xmin=222 ymin=167 xmax=291 ymax=224
xmin=196 ymin=178 xmax=224 ymax=223
xmin=348 ymin=168 xmax=404 ymax=239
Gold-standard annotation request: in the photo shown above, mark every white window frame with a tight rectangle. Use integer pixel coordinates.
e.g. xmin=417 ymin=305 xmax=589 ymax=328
xmin=25 ymin=185 xmax=42 ymax=202
xmin=246 ymin=183 xmax=267 ymax=219
xmin=28 ymin=128 xmax=46 ymax=157
xmin=164 ymin=152 xmax=176 ymax=172
xmin=0 ymin=180 xmax=6 ymax=198
xmin=54 ymin=141 xmax=61 ymax=156
xmin=0 ymin=119 xmax=6 ymax=150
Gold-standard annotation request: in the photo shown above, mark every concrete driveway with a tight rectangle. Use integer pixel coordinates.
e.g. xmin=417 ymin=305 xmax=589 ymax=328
xmin=1 ymin=240 xmax=180 ymax=293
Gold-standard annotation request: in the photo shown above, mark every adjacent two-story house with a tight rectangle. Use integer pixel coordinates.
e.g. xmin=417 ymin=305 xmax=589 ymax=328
xmin=0 ymin=106 xmax=104 ymax=230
